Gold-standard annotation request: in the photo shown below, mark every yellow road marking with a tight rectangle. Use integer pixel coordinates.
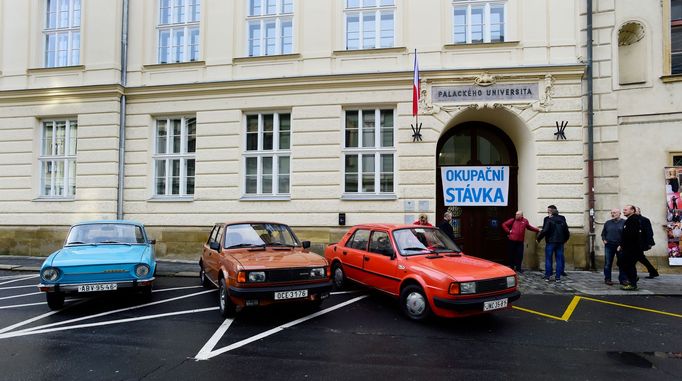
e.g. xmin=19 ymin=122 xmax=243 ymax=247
xmin=579 ymin=296 xmax=682 ymax=319
xmin=512 ymin=295 xmax=581 ymax=321
xmin=511 ymin=305 xmax=566 ymax=321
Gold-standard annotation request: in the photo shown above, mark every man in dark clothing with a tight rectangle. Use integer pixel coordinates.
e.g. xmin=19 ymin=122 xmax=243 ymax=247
xmin=620 ymin=205 xmax=642 ymax=290
xmin=536 ymin=205 xmax=569 ymax=282
xmin=502 ymin=211 xmax=540 ymax=273
xmin=635 ymin=207 xmax=659 ymax=279
xmin=438 ymin=212 xmax=456 ymax=242
xmin=601 ymin=208 xmax=626 ymax=286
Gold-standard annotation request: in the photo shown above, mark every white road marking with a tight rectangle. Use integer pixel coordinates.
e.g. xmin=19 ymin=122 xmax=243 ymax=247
xmin=0 ymin=307 xmax=219 ymax=340
xmin=0 ymin=284 xmax=39 ymax=291
xmin=16 ymin=289 xmax=217 ymax=334
xmin=0 ymin=292 xmax=42 ymax=301
xmin=0 ymin=274 xmax=36 ymax=280
xmin=330 ymin=290 xmax=363 ymax=295
xmin=152 ymin=285 xmax=202 ymax=293
xmin=0 ymin=302 xmax=46 ymax=310
xmin=0 ymin=299 xmax=89 ymax=334
xmin=194 ymin=318 xmax=235 ymax=360
xmin=194 ymin=295 xmax=368 ymax=361
xmin=0 ymin=275 xmax=39 ymax=286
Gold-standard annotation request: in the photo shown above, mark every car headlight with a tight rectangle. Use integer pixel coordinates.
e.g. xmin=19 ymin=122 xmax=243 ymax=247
xmin=135 ymin=264 xmax=150 ymax=277
xmin=41 ymin=267 xmax=60 ymax=282
xmin=309 ymin=267 xmax=325 ymax=278
xmin=460 ymin=281 xmax=476 ymax=294
xmin=506 ymin=275 xmax=516 ymax=288
xmin=248 ymin=271 xmax=266 ymax=282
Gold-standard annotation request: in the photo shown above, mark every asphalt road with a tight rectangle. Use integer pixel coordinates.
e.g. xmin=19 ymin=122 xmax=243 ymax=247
xmin=1 ymin=270 xmax=681 ymax=381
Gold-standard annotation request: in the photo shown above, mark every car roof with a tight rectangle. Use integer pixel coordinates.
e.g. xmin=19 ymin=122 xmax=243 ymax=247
xmin=72 ymin=220 xmax=145 ymax=227
xmin=218 ymin=221 xmax=292 ymax=226
xmin=351 ymin=223 xmax=433 ymax=231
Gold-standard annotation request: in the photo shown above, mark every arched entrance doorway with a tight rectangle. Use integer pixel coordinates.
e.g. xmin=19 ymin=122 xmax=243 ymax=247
xmin=436 ymin=122 xmax=518 ymax=264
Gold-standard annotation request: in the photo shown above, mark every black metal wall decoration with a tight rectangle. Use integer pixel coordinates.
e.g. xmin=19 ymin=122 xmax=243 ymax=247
xmin=411 ymin=122 xmax=423 ymax=142
xmin=554 ymin=121 xmax=567 ymax=140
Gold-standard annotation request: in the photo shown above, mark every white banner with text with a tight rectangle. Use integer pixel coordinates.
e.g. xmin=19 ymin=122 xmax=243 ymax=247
xmin=441 ymin=166 xmax=509 ymax=206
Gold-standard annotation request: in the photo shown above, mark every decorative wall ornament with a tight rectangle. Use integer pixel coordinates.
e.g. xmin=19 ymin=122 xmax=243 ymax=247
xmin=554 ymin=121 xmax=568 ymax=140
xmin=618 ymin=21 xmax=645 ymax=46
xmin=473 ymin=72 xmax=496 ymax=87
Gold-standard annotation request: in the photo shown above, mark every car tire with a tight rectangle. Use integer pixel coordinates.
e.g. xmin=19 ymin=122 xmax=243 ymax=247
xmin=332 ymin=262 xmax=346 ymax=290
xmin=199 ymin=262 xmax=212 ymax=289
xmin=46 ymin=292 xmax=64 ymax=310
xmin=400 ymin=285 xmax=431 ymax=321
xmin=140 ymin=285 xmax=153 ymax=301
xmin=218 ymin=277 xmax=237 ymax=318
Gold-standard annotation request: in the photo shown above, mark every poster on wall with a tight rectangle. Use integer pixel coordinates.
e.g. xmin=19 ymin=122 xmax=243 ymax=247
xmin=665 ymin=167 xmax=682 ymax=266
xmin=440 ymin=166 xmax=509 ymax=206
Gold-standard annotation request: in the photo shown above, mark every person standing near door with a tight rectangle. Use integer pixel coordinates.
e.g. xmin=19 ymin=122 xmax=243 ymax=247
xmin=438 ymin=212 xmax=456 ymax=242
xmin=620 ymin=205 xmax=642 ymax=290
xmin=601 ymin=208 xmax=626 ymax=285
xmin=536 ymin=205 xmax=570 ymax=282
xmin=635 ymin=207 xmax=659 ymax=279
xmin=502 ymin=211 xmax=539 ymax=273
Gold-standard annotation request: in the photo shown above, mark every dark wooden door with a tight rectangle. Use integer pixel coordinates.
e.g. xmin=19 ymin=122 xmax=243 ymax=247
xmin=436 ymin=122 xmax=518 ymax=264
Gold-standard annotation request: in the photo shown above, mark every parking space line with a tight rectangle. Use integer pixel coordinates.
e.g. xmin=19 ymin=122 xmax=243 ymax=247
xmin=195 ymin=318 xmax=235 ymax=360
xmin=152 ymin=285 xmax=202 ymax=293
xmin=512 ymin=305 xmax=567 ymax=321
xmin=0 ymin=302 xmax=46 ymax=310
xmin=580 ymin=296 xmax=682 ymax=319
xmin=195 ymin=295 xmax=369 ymax=361
xmin=0 ymin=292 xmax=42 ymax=301
xmin=0 ymin=274 xmax=35 ymax=280
xmin=0 ymin=275 xmax=38 ymax=286
xmin=0 ymin=299 xmax=89 ymax=334
xmin=0 ymin=284 xmax=39 ymax=291
xmin=0 ymin=307 xmax=219 ymax=340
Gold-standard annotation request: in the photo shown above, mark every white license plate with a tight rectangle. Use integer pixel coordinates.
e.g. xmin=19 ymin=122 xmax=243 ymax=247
xmin=483 ymin=298 xmax=508 ymax=311
xmin=274 ymin=290 xmax=308 ymax=300
xmin=77 ymin=283 xmax=118 ymax=292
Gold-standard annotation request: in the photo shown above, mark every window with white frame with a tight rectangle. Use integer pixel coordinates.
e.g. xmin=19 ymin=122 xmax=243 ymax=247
xmin=343 ymin=109 xmax=395 ymax=195
xmin=154 ymin=117 xmax=196 ymax=197
xmin=246 ymin=0 xmax=294 ymax=56
xmin=345 ymin=0 xmax=395 ymax=50
xmin=44 ymin=0 xmax=81 ymax=67
xmin=158 ymin=0 xmax=201 ymax=63
xmin=244 ymin=113 xmax=291 ymax=196
xmin=40 ymin=120 xmax=77 ymax=198
xmin=452 ymin=0 xmax=506 ymax=44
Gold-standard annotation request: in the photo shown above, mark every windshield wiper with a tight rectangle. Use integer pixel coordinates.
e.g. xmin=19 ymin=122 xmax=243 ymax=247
xmin=266 ymin=242 xmax=296 ymax=247
xmin=402 ymin=247 xmax=439 ymax=256
xmin=430 ymin=245 xmax=462 ymax=256
xmin=67 ymin=241 xmax=96 ymax=246
xmin=226 ymin=243 xmax=265 ymax=249
xmin=97 ymin=241 xmax=132 ymax=246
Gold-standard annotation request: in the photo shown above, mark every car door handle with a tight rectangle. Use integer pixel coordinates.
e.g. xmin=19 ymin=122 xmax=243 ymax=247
xmin=342 ymin=251 xmax=347 ymax=255
xmin=364 ymin=255 xmax=370 ymax=262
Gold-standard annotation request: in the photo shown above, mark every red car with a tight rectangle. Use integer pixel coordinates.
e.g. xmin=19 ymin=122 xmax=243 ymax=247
xmin=325 ymin=224 xmax=520 ymax=320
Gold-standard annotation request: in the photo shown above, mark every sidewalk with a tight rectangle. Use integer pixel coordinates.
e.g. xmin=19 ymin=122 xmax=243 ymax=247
xmin=2 ymin=255 xmax=681 ymax=295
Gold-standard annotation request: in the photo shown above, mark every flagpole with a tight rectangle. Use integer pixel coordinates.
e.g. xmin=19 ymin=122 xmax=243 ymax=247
xmin=414 ymin=49 xmax=418 ymax=130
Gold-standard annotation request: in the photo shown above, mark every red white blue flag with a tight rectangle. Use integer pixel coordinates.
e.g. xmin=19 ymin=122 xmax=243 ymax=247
xmin=412 ymin=50 xmax=419 ymax=116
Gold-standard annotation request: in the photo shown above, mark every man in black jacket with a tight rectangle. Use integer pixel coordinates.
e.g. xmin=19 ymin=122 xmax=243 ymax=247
xmin=620 ymin=205 xmax=642 ymax=290
xmin=438 ymin=211 xmax=456 ymax=242
xmin=536 ymin=205 xmax=570 ymax=282
xmin=635 ymin=207 xmax=659 ymax=279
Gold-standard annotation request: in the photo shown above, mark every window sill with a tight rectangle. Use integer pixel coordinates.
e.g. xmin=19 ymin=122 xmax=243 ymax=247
xmin=148 ymin=196 xmax=194 ymax=202
xmin=233 ymin=54 xmax=301 ymax=64
xmin=661 ymin=74 xmax=682 ymax=83
xmin=27 ymin=65 xmax=86 ymax=74
xmin=333 ymin=47 xmax=407 ymax=56
xmin=443 ymin=41 xmax=520 ymax=50
xmin=33 ymin=197 xmax=76 ymax=202
xmin=240 ymin=195 xmax=291 ymax=201
xmin=341 ymin=193 xmax=397 ymax=201
xmin=143 ymin=61 xmax=206 ymax=70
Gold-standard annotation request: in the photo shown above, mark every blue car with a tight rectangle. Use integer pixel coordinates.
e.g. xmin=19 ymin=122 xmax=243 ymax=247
xmin=38 ymin=220 xmax=157 ymax=310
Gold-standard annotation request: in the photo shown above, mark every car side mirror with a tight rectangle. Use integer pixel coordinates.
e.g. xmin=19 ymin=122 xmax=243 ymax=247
xmin=302 ymin=241 xmax=311 ymax=249
xmin=209 ymin=241 xmax=221 ymax=251
xmin=149 ymin=239 xmax=156 ymax=245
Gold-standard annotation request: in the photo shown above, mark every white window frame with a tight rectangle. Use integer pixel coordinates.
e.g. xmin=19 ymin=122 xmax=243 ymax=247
xmin=43 ymin=0 xmax=81 ymax=67
xmin=344 ymin=0 xmax=395 ymax=50
xmin=157 ymin=0 xmax=201 ymax=63
xmin=242 ymin=112 xmax=291 ymax=199
xmin=342 ymin=109 xmax=396 ymax=199
xmin=153 ymin=117 xmax=196 ymax=198
xmin=39 ymin=120 xmax=77 ymax=198
xmin=452 ymin=0 xmax=506 ymax=44
xmin=246 ymin=0 xmax=294 ymax=56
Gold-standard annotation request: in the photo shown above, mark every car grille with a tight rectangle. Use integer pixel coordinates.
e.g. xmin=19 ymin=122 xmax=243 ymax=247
xmin=266 ymin=268 xmax=315 ymax=282
xmin=476 ymin=277 xmax=510 ymax=293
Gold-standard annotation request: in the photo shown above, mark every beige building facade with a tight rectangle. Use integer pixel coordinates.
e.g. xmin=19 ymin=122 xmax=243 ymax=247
xmin=0 ymin=0 xmax=680 ymax=273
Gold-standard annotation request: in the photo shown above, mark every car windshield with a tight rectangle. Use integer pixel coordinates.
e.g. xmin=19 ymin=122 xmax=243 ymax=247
xmin=393 ymin=227 xmax=461 ymax=256
xmin=223 ymin=223 xmax=300 ymax=249
xmin=66 ymin=224 xmax=146 ymax=245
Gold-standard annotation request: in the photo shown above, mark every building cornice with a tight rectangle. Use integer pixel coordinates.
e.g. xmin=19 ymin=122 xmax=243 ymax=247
xmin=0 ymin=84 xmax=124 ymax=103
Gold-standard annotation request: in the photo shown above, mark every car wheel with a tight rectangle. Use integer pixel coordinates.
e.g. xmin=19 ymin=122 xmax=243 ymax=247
xmin=218 ymin=277 xmax=236 ymax=318
xmin=332 ymin=262 xmax=346 ymax=290
xmin=199 ymin=262 xmax=212 ymax=289
xmin=46 ymin=292 xmax=64 ymax=310
xmin=400 ymin=285 xmax=431 ymax=321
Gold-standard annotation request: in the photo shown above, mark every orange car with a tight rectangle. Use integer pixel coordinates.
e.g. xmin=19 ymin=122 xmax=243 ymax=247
xmin=325 ymin=224 xmax=520 ymax=320
xmin=200 ymin=222 xmax=332 ymax=317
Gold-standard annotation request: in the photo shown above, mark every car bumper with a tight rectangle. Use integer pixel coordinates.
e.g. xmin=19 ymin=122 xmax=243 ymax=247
xmin=228 ymin=281 xmax=334 ymax=299
xmin=433 ymin=290 xmax=521 ymax=311
xmin=38 ymin=278 xmax=155 ymax=293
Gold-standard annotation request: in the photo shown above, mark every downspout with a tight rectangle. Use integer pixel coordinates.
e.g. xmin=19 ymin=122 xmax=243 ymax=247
xmin=586 ymin=0 xmax=596 ymax=270
xmin=117 ymin=0 xmax=129 ymax=220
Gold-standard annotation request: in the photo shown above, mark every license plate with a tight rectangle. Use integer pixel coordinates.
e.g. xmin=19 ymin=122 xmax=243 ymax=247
xmin=77 ymin=283 xmax=118 ymax=292
xmin=274 ymin=290 xmax=308 ymax=300
xmin=483 ymin=298 xmax=508 ymax=311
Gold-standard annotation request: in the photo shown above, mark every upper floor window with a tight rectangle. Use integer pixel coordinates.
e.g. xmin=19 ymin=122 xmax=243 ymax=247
xmin=44 ymin=0 xmax=81 ymax=67
xmin=345 ymin=0 xmax=395 ymax=50
xmin=40 ymin=120 xmax=77 ymax=198
xmin=244 ymin=113 xmax=291 ymax=197
xmin=154 ymin=117 xmax=196 ymax=197
xmin=343 ymin=109 xmax=395 ymax=195
xmin=158 ymin=0 xmax=201 ymax=63
xmin=247 ymin=0 xmax=293 ymax=56
xmin=672 ymin=0 xmax=682 ymax=74
xmin=452 ymin=0 xmax=505 ymax=44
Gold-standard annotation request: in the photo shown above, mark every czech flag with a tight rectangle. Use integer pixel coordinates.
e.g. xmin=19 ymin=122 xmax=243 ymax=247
xmin=412 ymin=50 xmax=419 ymax=116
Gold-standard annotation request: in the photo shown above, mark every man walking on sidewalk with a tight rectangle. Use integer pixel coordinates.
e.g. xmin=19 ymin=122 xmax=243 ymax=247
xmin=636 ymin=207 xmax=660 ymax=279
xmin=502 ymin=211 xmax=539 ymax=273
xmin=537 ymin=205 xmax=570 ymax=282
xmin=601 ymin=208 xmax=626 ymax=286
xmin=621 ymin=205 xmax=642 ymax=291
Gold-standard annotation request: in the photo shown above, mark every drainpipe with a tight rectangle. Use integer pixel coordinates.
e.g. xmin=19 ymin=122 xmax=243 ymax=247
xmin=586 ymin=0 xmax=596 ymax=270
xmin=117 ymin=0 xmax=129 ymax=220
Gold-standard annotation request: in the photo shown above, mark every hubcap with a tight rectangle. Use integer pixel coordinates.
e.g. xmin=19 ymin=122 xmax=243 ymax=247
xmin=200 ymin=269 xmax=205 ymax=282
xmin=405 ymin=291 xmax=425 ymax=316
xmin=219 ymin=283 xmax=226 ymax=311
xmin=334 ymin=267 xmax=344 ymax=286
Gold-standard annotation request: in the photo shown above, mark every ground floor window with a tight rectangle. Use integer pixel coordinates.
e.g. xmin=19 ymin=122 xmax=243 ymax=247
xmin=243 ymin=112 xmax=291 ymax=197
xmin=153 ymin=117 xmax=196 ymax=197
xmin=39 ymin=120 xmax=77 ymax=198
